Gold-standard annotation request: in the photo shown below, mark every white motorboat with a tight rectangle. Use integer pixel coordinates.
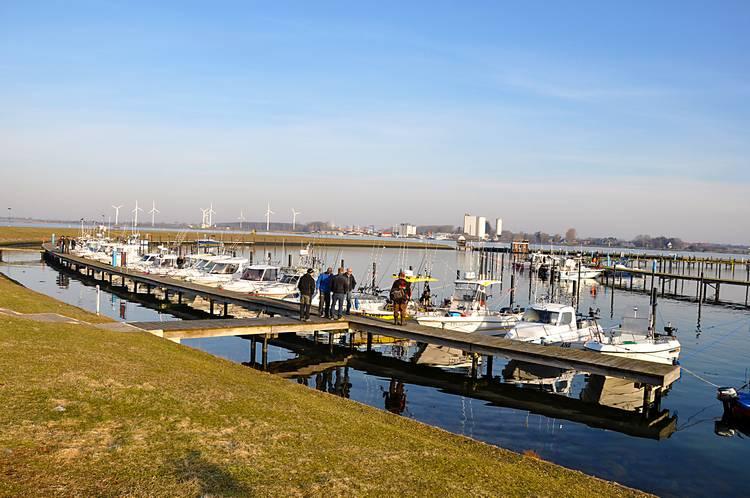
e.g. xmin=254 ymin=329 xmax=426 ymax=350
xmin=558 ymin=258 xmax=603 ymax=281
xmin=584 ymin=304 xmax=680 ymax=365
xmin=491 ymin=302 xmax=602 ymax=346
xmin=144 ymin=254 xmax=180 ymax=275
xmin=220 ymin=264 xmax=280 ymax=293
xmin=169 ymin=254 xmax=224 ymax=279
xmin=187 ymin=257 xmax=248 ymax=286
xmin=253 ymin=271 xmax=306 ymax=298
xmin=416 ymin=272 xmax=523 ymax=333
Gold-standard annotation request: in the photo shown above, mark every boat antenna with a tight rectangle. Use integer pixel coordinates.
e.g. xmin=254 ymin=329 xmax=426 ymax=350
xmin=649 ymin=287 xmax=657 ymax=338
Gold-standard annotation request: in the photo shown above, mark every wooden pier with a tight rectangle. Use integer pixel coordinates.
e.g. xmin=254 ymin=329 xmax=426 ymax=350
xmin=603 ymin=265 xmax=750 ymax=308
xmin=43 ymin=245 xmax=680 ymax=389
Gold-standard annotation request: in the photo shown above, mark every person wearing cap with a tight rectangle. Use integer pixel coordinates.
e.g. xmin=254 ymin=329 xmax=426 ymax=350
xmin=390 ymin=271 xmax=411 ymax=325
xmin=297 ymin=268 xmax=316 ymax=321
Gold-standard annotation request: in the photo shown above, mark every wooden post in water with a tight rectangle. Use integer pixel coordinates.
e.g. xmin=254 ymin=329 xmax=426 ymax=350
xmin=509 ymin=273 xmax=515 ymax=308
xmin=470 ymin=353 xmax=478 ymax=380
xmin=366 ymin=332 xmax=373 ymax=352
xmin=250 ymin=337 xmax=257 ymax=365
xmin=223 ymin=302 xmax=228 ymax=317
xmin=262 ymin=334 xmax=269 ymax=370
xmin=485 ymin=355 xmax=494 ymax=379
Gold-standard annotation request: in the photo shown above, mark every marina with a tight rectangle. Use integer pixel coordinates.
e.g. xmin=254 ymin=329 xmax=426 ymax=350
xmin=4 ymin=237 xmax=749 ymax=497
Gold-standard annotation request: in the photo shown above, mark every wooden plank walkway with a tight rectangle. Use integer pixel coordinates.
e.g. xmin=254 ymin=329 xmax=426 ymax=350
xmin=44 ymin=245 xmax=680 ymax=387
xmin=131 ymin=316 xmax=349 ymax=340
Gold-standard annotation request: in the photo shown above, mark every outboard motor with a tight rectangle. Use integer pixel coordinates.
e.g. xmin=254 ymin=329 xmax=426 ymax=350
xmin=663 ymin=322 xmax=678 ymax=337
xmin=718 ymin=386 xmax=738 ymax=412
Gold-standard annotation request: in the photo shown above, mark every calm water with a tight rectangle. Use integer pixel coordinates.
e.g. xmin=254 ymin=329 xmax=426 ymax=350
xmin=3 ymin=248 xmax=749 ymax=497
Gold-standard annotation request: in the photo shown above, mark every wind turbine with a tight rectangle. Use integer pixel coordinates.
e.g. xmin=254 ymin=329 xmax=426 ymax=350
xmin=200 ymin=208 xmax=208 ymax=228
xmin=112 ymin=205 xmax=123 ymax=226
xmin=238 ymin=210 xmax=246 ymax=230
xmin=291 ymin=208 xmax=301 ymax=231
xmin=132 ymin=200 xmax=143 ymax=232
xmin=265 ymin=203 xmax=275 ymax=232
xmin=207 ymin=202 xmax=216 ymax=228
xmin=148 ymin=201 xmax=160 ymax=227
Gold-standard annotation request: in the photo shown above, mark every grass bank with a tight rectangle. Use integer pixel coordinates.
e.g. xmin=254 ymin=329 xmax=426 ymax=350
xmin=0 ymin=278 xmax=645 ymax=496
xmin=0 ymin=226 xmax=451 ymax=250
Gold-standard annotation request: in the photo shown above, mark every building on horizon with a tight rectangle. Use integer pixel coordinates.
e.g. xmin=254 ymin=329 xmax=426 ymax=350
xmin=397 ymin=223 xmax=417 ymax=237
xmin=477 ymin=216 xmax=487 ymax=239
xmin=495 ymin=218 xmax=502 ymax=239
xmin=463 ymin=214 xmax=477 ymax=237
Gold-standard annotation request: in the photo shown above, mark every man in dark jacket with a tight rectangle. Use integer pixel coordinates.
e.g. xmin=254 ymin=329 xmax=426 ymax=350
xmin=344 ymin=267 xmax=357 ymax=314
xmin=390 ymin=271 xmax=412 ymax=325
xmin=330 ymin=267 xmax=349 ymax=319
xmin=297 ymin=268 xmax=316 ymax=321
xmin=316 ymin=267 xmax=333 ymax=318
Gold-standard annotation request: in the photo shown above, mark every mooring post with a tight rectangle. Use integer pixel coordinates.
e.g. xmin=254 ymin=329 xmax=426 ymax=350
xmin=209 ymin=299 xmax=214 ymax=316
xmin=642 ymin=385 xmax=652 ymax=418
xmin=223 ymin=302 xmax=228 ymax=317
xmin=470 ymin=353 xmax=478 ymax=380
xmin=509 ymin=273 xmax=515 ymax=308
xmin=366 ymin=332 xmax=373 ymax=352
xmin=178 ymin=291 xmax=183 ymax=304
xmin=313 ymin=331 xmax=319 ymax=343
xmin=485 ymin=355 xmax=494 ymax=379
xmin=262 ymin=334 xmax=269 ymax=370
xmin=250 ymin=337 xmax=257 ymax=365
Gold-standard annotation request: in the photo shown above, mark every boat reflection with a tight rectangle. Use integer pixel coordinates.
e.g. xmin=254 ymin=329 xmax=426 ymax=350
xmin=255 ymin=335 xmax=677 ymax=440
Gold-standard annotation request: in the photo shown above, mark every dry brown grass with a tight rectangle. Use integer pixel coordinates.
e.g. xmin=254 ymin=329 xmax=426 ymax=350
xmin=0 ymin=277 xmax=647 ymax=497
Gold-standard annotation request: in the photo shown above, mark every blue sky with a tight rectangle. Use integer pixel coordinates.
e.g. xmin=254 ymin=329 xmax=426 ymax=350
xmin=1 ymin=1 xmax=749 ymax=242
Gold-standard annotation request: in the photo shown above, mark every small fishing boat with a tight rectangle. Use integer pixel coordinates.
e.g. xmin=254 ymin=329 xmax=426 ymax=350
xmin=584 ymin=296 xmax=681 ymax=365
xmin=416 ymin=272 xmax=523 ymax=333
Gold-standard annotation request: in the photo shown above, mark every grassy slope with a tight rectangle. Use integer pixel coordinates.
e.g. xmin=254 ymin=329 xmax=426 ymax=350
xmin=0 ymin=226 xmax=448 ymax=250
xmin=0 ymin=279 xmax=645 ymax=497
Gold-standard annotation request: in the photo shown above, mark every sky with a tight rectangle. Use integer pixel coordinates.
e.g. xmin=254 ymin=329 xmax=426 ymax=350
xmin=1 ymin=1 xmax=749 ymax=243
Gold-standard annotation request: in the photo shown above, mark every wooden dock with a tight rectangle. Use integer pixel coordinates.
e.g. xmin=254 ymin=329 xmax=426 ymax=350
xmin=132 ymin=316 xmax=349 ymax=341
xmin=43 ymin=245 xmax=680 ymax=389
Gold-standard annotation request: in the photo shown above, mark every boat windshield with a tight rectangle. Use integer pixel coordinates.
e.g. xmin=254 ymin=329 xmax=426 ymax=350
xmin=280 ymin=274 xmax=300 ymax=284
xmin=241 ymin=269 xmax=264 ymax=281
xmin=210 ymin=263 xmax=239 ymax=274
xmin=522 ymin=308 xmax=559 ymax=324
xmin=194 ymin=259 xmax=213 ymax=270
xmin=453 ymin=283 xmax=480 ymax=301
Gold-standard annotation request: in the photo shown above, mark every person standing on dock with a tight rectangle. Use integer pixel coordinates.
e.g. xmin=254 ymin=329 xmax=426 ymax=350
xmin=317 ymin=267 xmax=333 ymax=318
xmin=297 ymin=268 xmax=316 ymax=321
xmin=390 ymin=271 xmax=411 ymax=325
xmin=344 ymin=267 xmax=357 ymax=314
xmin=330 ymin=267 xmax=349 ymax=319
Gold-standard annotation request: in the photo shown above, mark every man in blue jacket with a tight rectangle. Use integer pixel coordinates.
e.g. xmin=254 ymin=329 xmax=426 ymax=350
xmin=316 ymin=267 xmax=334 ymax=318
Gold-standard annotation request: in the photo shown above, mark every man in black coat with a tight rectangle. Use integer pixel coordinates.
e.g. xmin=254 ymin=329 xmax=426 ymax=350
xmin=297 ymin=268 xmax=316 ymax=321
xmin=330 ymin=267 xmax=349 ymax=319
